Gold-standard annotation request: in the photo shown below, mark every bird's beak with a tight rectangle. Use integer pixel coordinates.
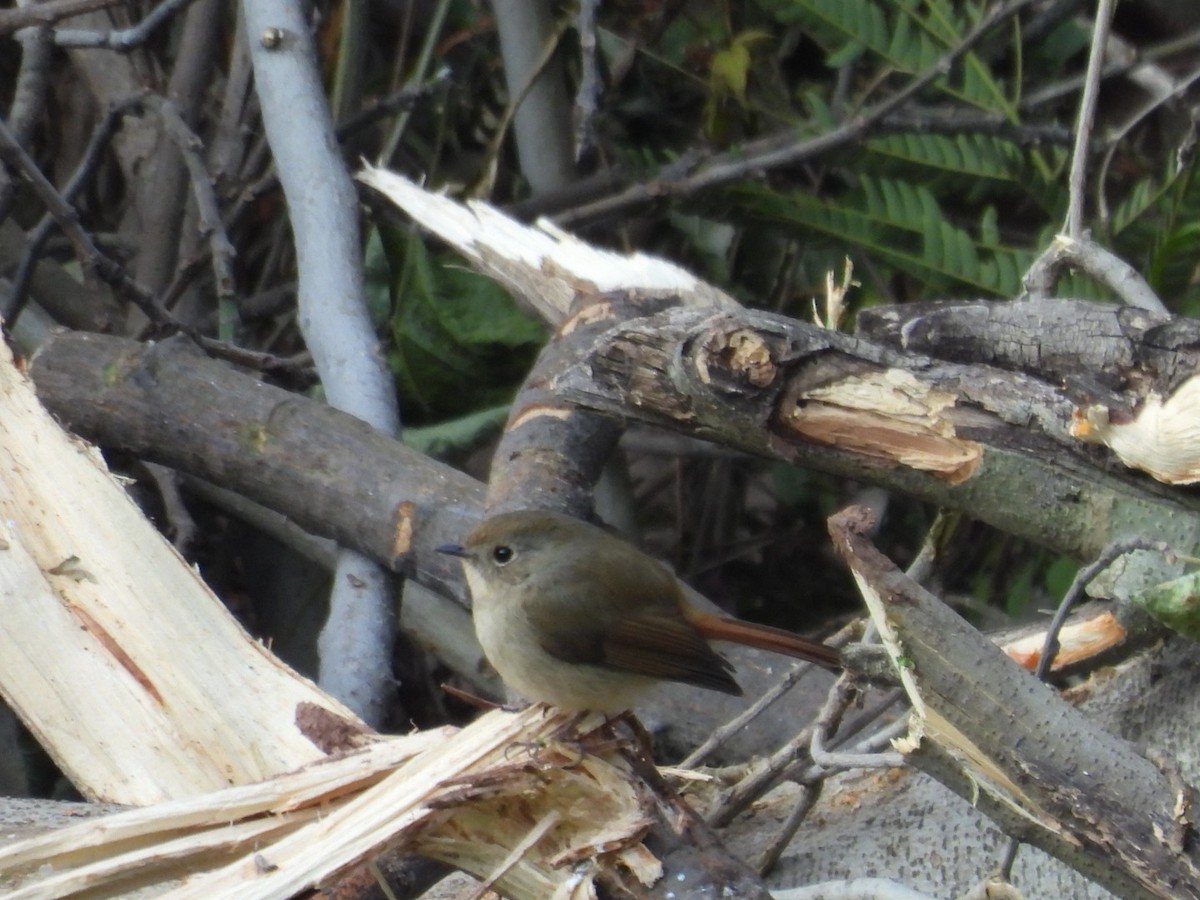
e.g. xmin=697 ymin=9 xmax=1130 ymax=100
xmin=435 ymin=543 xmax=471 ymax=559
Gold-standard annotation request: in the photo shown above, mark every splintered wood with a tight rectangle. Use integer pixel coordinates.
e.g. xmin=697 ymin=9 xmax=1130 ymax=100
xmin=0 ymin=708 xmax=660 ymax=899
xmin=0 ymin=337 xmax=358 ymax=805
xmin=778 ymin=366 xmax=982 ymax=484
xmin=0 ymin=329 xmax=665 ymax=898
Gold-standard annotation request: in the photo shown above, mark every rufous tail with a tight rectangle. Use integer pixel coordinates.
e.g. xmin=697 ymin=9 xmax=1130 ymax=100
xmin=690 ymin=613 xmax=841 ymax=670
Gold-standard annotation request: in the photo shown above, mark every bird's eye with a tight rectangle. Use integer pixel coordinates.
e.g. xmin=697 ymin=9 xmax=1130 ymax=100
xmin=491 ymin=545 xmax=515 ymax=566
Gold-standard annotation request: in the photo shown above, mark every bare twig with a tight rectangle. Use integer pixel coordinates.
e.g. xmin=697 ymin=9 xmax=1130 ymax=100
xmin=130 ymin=0 xmax=221 ymax=314
xmin=0 ymin=115 xmax=298 ymax=373
xmin=52 ymin=0 xmax=200 ymax=49
xmin=140 ymin=462 xmax=198 ymax=552
xmin=1021 ymin=24 xmax=1200 ymax=111
xmin=1096 ymin=64 xmax=1200 ymax=224
xmin=787 ymin=699 xmax=908 ymax=787
xmin=377 ymin=0 xmax=453 ymax=165
xmin=226 ymin=76 xmax=446 ymax=233
xmin=473 ymin=4 xmax=573 ymax=196
xmin=574 ymin=0 xmax=601 ymax=161
xmin=0 ymin=115 xmax=123 ymax=290
xmin=1021 ymin=233 xmax=1167 ymax=311
xmin=555 ymin=0 xmax=1042 ymax=225
xmin=0 ymin=0 xmax=123 ymax=33
xmin=680 ymin=620 xmax=861 ymax=769
xmin=756 ymin=781 xmax=821 ymax=876
xmin=489 ymin=0 xmax=574 ymax=195
xmin=0 ymin=20 xmax=54 ymax=225
xmin=1065 ymin=0 xmax=1117 ymax=238
xmin=1034 ymin=537 xmax=1176 ymax=680
xmin=157 ymin=98 xmax=239 ymax=329
xmin=3 ymin=94 xmax=146 ymax=324
xmin=705 ymin=687 xmax=905 ymax=828
xmin=8 ymin=26 xmax=53 ymax=144
xmin=509 ymin=110 xmax=1071 ymax=222
xmin=810 ymin=675 xmax=905 ymax=772
xmin=0 ymin=123 xmax=177 ymax=326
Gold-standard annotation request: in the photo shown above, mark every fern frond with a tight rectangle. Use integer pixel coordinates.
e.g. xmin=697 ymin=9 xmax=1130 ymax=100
xmin=867 ymin=133 xmax=1025 ymax=181
xmin=775 ymin=0 xmax=1010 ymax=113
xmin=729 ymin=178 xmax=1034 ymax=296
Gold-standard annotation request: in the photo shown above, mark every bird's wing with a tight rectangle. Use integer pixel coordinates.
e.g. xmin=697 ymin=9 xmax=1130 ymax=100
xmin=533 ymin=605 xmax=742 ymax=696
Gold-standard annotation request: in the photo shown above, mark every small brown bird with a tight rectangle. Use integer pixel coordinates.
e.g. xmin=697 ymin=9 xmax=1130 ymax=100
xmin=438 ymin=510 xmax=840 ymax=713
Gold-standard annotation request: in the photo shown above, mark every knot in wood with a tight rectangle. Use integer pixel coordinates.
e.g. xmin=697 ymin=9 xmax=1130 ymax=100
xmin=696 ymin=327 xmax=777 ymax=391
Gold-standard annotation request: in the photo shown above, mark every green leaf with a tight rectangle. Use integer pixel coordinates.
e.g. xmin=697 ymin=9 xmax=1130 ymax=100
xmin=383 ymin=229 xmax=546 ymax=422
xmin=727 ymin=176 xmax=1035 ymax=297
xmin=405 ymin=404 xmax=511 ymax=458
xmin=763 ymin=0 xmax=1011 ymax=113
xmin=1133 ymin=570 xmax=1200 ymax=642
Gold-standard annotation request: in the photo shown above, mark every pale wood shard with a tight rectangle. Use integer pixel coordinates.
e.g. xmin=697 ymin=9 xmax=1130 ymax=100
xmin=779 ymin=368 xmax=983 ymax=484
xmin=0 ymin=329 xmax=670 ymax=898
xmin=1 ymin=337 xmax=361 ymax=805
xmin=0 ymin=709 xmax=657 ymax=900
xmin=356 ymin=165 xmax=737 ymax=323
xmin=1003 ymin=611 xmax=1127 ymax=672
xmin=1071 ymin=375 xmax=1200 ymax=485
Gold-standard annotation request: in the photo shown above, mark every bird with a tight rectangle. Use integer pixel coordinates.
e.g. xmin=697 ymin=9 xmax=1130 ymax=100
xmin=437 ymin=510 xmax=840 ymax=713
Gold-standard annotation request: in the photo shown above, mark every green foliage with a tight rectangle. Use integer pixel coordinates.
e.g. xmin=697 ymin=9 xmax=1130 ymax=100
xmin=865 ymin=133 xmax=1028 ymax=185
xmin=762 ymin=0 xmax=1015 ymax=115
xmin=404 ymin=404 xmax=512 ymax=459
xmin=1107 ymin=158 xmax=1200 ymax=313
xmin=1043 ymin=556 xmax=1081 ymax=600
xmin=375 ymin=228 xmax=546 ymax=424
xmin=729 ymin=176 xmax=1035 ymax=296
xmin=614 ymin=0 xmax=1186 ymax=312
xmin=1133 ymin=569 xmax=1200 ymax=642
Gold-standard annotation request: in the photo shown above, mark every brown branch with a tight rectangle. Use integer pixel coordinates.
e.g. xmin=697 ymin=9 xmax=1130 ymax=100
xmin=28 ymin=331 xmax=483 ymax=584
xmin=548 ymin=303 xmax=1200 ymax=562
xmin=827 ymin=505 xmax=1200 ymax=899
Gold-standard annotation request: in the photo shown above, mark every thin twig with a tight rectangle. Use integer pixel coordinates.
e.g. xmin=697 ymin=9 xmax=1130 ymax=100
xmin=377 ymin=0 xmax=453 ymax=165
xmin=0 ymin=0 xmax=123 ymax=33
xmin=1065 ymin=0 xmax=1117 ymax=238
xmin=705 ymin=687 xmax=905 ymax=827
xmin=786 ymin=701 xmax=909 ymax=787
xmin=52 ymin=0 xmax=200 ymax=50
xmin=0 ymin=115 xmax=300 ymax=374
xmin=227 ymin=77 xmax=446 ymax=232
xmin=469 ymin=9 xmax=572 ymax=196
xmin=1021 ymin=233 xmax=1167 ymax=310
xmin=554 ymin=0 xmax=1042 ymax=225
xmin=0 ymin=21 xmax=54 ymax=223
xmin=810 ymin=674 xmax=905 ymax=772
xmin=680 ymin=619 xmax=861 ymax=769
xmin=1034 ymin=536 xmax=1176 ymax=681
xmin=157 ymin=97 xmax=239 ymax=333
xmin=756 ymin=781 xmax=821 ymax=876
xmin=574 ymin=0 xmax=601 ymax=161
xmin=1021 ymin=24 xmax=1200 ymax=111
xmin=509 ymin=111 xmax=1071 ymax=222
xmin=997 ymin=837 xmax=1021 ymax=883
xmin=8 ymin=26 xmax=53 ymax=144
xmin=4 ymin=94 xmax=147 ymax=324
xmin=0 ymin=115 xmax=111 ymax=287
xmin=1095 ymin=64 xmax=1200 ymax=225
